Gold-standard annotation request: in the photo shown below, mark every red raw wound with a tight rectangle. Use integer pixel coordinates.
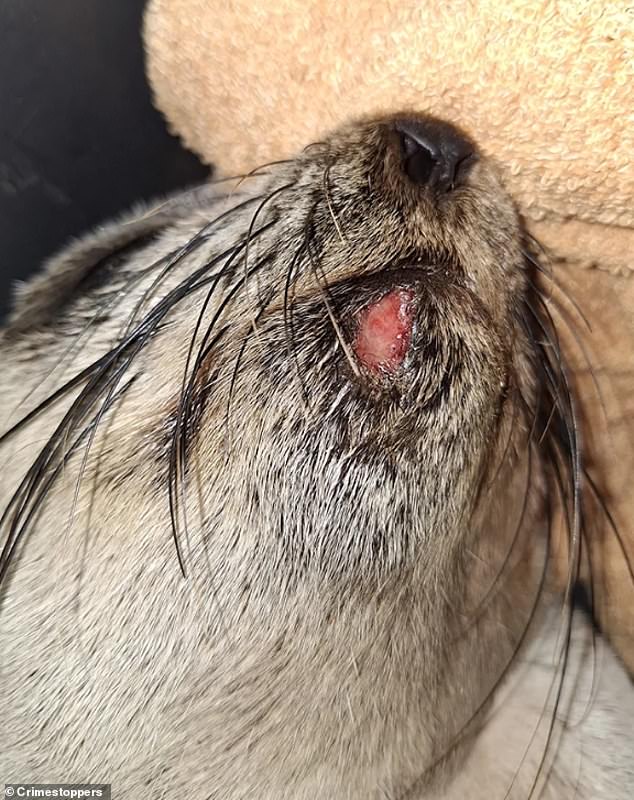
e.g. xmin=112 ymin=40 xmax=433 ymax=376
xmin=353 ymin=289 xmax=415 ymax=373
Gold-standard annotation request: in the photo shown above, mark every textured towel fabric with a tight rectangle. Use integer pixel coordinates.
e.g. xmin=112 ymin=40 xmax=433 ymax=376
xmin=143 ymin=0 xmax=634 ymax=668
xmin=144 ymin=0 xmax=634 ymax=275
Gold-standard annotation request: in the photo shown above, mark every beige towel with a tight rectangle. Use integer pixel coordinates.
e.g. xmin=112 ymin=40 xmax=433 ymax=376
xmin=143 ymin=0 xmax=634 ymax=667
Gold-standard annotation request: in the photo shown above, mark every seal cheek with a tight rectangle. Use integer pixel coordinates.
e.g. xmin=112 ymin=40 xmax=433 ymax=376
xmin=353 ymin=289 xmax=415 ymax=374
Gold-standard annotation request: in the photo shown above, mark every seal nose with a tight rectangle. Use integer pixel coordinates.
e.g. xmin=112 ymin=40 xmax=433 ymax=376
xmin=395 ymin=119 xmax=476 ymax=193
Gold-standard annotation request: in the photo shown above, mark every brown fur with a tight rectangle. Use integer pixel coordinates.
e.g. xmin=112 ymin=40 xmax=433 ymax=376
xmin=0 ymin=113 xmax=632 ymax=798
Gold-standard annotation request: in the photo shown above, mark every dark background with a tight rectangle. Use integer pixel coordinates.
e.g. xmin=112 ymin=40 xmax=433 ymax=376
xmin=0 ymin=0 xmax=208 ymax=318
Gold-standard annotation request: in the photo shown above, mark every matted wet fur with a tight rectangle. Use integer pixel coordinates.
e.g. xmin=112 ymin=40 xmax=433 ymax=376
xmin=0 ymin=113 xmax=632 ymax=798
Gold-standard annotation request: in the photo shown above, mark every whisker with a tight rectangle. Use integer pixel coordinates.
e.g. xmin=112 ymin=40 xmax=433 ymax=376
xmin=531 ymin=280 xmax=609 ymax=433
xmin=0 ymin=200 xmax=276 ymax=585
xmin=168 ymin=235 xmax=277 ymax=573
xmin=583 ymin=469 xmax=634 ymax=586
xmin=0 ymin=372 xmax=137 ymax=584
xmin=242 ymin=183 xmax=296 ymax=336
xmin=223 ymin=286 xmax=278 ymax=451
xmin=167 ymin=229 xmax=270 ymax=574
xmin=525 ymin=302 xmax=582 ymax=605
xmin=522 ymin=244 xmax=591 ymax=331
xmin=305 ymin=227 xmax=360 ymax=378
xmin=231 ymin=158 xmax=296 ymax=193
xmin=322 ymin=161 xmax=348 ymax=245
xmin=397 ymin=517 xmax=552 ymax=799
xmin=505 ymin=601 xmax=574 ymax=800
xmin=283 ymin=243 xmax=311 ymax=412
xmin=458 ymin=443 xmax=534 ymax=635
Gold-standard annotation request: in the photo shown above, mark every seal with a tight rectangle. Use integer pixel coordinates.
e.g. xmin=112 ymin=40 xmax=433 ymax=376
xmin=0 ymin=112 xmax=632 ymax=799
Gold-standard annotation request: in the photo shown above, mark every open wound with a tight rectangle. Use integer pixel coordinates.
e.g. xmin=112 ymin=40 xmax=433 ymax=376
xmin=353 ymin=288 xmax=415 ymax=374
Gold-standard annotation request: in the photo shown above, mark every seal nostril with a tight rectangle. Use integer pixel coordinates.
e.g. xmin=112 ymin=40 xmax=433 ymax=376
xmin=394 ymin=119 xmax=476 ymax=193
xmin=400 ymin=133 xmax=436 ymax=186
xmin=452 ymin=152 xmax=478 ymax=189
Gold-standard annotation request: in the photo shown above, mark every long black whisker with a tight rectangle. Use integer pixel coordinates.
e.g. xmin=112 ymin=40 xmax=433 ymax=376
xmin=322 ymin=161 xmax=347 ymax=245
xmin=168 ymin=230 xmax=278 ymax=573
xmin=397 ymin=508 xmax=552 ymax=799
xmin=458 ymin=443 xmax=533 ymax=636
xmin=304 ymin=219 xmax=359 ymax=377
xmin=584 ymin=469 xmax=634 ymax=586
xmin=242 ymin=183 xmax=295 ymax=334
xmin=0 ymin=373 xmax=137 ymax=584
